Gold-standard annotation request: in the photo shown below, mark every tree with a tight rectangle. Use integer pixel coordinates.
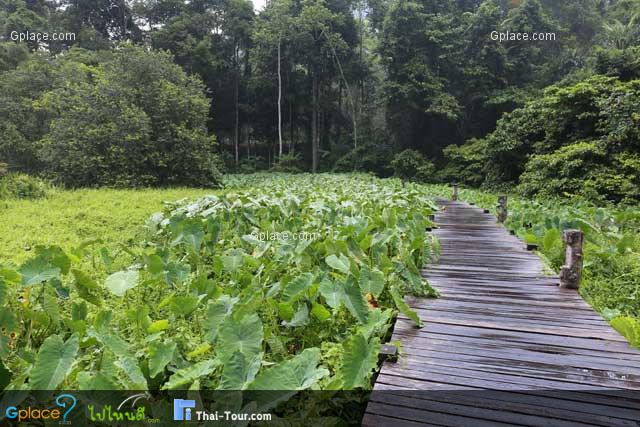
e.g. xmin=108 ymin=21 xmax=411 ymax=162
xmin=0 ymin=46 xmax=222 ymax=187
xmin=149 ymin=0 xmax=253 ymax=167
xmin=253 ymin=0 xmax=293 ymax=158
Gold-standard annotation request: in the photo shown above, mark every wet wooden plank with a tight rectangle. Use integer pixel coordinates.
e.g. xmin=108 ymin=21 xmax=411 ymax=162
xmin=365 ymin=200 xmax=640 ymax=425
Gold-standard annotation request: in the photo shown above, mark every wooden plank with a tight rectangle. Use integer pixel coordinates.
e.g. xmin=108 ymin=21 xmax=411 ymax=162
xmin=372 ymin=391 xmax=640 ymax=427
xmin=392 ymin=321 xmax=640 ymax=355
xmin=391 ymin=328 xmax=640 ymax=362
xmin=366 ymin=401 xmax=522 ymax=427
xmin=369 ymin=393 xmax=610 ymax=427
xmin=386 ymin=355 xmax=640 ymax=389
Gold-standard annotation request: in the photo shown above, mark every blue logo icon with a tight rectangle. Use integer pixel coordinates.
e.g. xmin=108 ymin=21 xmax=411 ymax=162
xmin=173 ymin=399 xmax=196 ymax=421
xmin=55 ymin=394 xmax=77 ymax=422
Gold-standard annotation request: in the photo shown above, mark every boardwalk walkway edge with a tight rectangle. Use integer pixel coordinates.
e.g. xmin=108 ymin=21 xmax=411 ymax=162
xmin=363 ymin=200 xmax=640 ymax=427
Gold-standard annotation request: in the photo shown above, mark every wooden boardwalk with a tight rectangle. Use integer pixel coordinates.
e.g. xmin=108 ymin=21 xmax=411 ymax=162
xmin=363 ymin=200 xmax=640 ymax=427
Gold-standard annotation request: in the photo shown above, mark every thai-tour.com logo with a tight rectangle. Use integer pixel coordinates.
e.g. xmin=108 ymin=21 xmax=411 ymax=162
xmin=4 ymin=393 xmax=77 ymax=423
xmin=173 ymin=399 xmax=272 ymax=422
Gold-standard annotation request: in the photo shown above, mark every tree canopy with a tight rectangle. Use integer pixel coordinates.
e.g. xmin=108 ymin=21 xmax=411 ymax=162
xmin=0 ymin=0 xmax=639 ymax=201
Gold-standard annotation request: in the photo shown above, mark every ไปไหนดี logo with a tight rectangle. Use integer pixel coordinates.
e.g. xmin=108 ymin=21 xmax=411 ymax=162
xmin=173 ymin=399 xmax=196 ymax=421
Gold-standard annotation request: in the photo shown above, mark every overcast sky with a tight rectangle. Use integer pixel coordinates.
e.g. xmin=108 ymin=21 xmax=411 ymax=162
xmin=253 ymin=0 xmax=267 ymax=12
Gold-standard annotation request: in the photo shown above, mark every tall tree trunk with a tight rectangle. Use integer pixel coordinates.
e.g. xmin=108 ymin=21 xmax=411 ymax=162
xmin=277 ymin=36 xmax=283 ymax=159
xmin=243 ymin=123 xmax=250 ymax=158
xmin=311 ymin=73 xmax=319 ymax=173
xmin=234 ymin=41 xmax=240 ymax=166
xmin=289 ymin=99 xmax=293 ymax=154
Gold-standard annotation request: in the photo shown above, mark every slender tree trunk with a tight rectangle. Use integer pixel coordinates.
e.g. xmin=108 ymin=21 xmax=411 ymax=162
xmin=277 ymin=36 xmax=283 ymax=159
xmin=311 ymin=73 xmax=319 ymax=173
xmin=289 ymin=100 xmax=293 ymax=154
xmin=234 ymin=42 xmax=240 ymax=166
xmin=244 ymin=123 xmax=250 ymax=158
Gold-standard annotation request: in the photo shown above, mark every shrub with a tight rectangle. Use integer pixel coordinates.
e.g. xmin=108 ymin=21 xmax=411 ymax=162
xmin=518 ymin=141 xmax=640 ymax=203
xmin=390 ymin=149 xmax=436 ymax=182
xmin=333 ymin=142 xmax=394 ymax=177
xmin=467 ymin=75 xmax=640 ymax=202
xmin=0 ymin=46 xmax=222 ymax=188
xmin=439 ymin=139 xmax=488 ymax=186
xmin=271 ymin=153 xmax=303 ymax=173
xmin=0 ymin=173 xmax=51 ymax=200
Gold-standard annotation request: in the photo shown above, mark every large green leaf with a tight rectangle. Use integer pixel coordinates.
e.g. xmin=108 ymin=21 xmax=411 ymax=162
xmin=30 ymin=334 xmax=79 ymax=389
xmin=115 ymin=356 xmax=148 ymax=389
xmin=162 ymin=359 xmax=218 ymax=390
xmin=34 ymin=246 xmax=71 ymax=275
xmin=248 ymin=348 xmax=328 ymax=390
xmin=19 ymin=257 xmax=60 ymax=286
xmin=205 ymin=295 xmax=238 ymax=342
xmin=325 ymin=254 xmax=350 ymax=275
xmin=281 ymin=273 xmax=314 ymax=302
xmin=170 ymin=295 xmax=199 ymax=317
xmin=359 ymin=265 xmax=385 ymax=297
xmin=282 ymin=303 xmax=309 ymax=328
xmin=219 ymin=351 xmax=262 ymax=390
xmin=181 ymin=221 xmax=205 ymax=254
xmin=390 ymin=285 xmax=423 ymax=327
xmin=342 ymin=278 xmax=369 ymax=324
xmin=0 ymin=308 xmax=17 ymax=332
xmin=318 ymin=279 xmax=342 ymax=308
xmin=72 ymin=269 xmax=102 ymax=305
xmin=105 ymin=270 xmax=139 ymax=297
xmin=90 ymin=328 xmax=131 ymax=359
xmin=221 ymin=249 xmax=246 ymax=273
xmin=340 ymin=333 xmax=380 ymax=389
xmin=148 ymin=341 xmax=177 ymax=377
xmin=217 ymin=314 xmax=263 ymax=363
xmin=0 ymin=360 xmax=11 ymax=390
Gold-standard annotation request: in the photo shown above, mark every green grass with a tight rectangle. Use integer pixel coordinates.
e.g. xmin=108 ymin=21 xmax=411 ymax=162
xmin=0 ymin=187 xmax=219 ymax=266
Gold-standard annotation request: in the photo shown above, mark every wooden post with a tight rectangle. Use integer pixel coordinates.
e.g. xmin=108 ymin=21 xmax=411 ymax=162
xmin=497 ymin=196 xmax=508 ymax=223
xmin=559 ymin=229 xmax=584 ymax=289
xmin=451 ymin=183 xmax=458 ymax=201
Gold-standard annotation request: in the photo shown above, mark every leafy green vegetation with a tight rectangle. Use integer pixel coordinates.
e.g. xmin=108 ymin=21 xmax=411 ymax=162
xmin=0 ymin=187 xmax=218 ymax=265
xmin=0 ymin=172 xmax=52 ymax=200
xmin=457 ymin=76 xmax=640 ymax=203
xmin=0 ymin=45 xmax=221 ymax=187
xmin=1 ymin=174 xmax=439 ymax=398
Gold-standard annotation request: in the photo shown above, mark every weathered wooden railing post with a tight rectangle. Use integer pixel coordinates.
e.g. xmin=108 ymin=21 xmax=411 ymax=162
xmin=559 ymin=229 xmax=584 ymax=289
xmin=497 ymin=196 xmax=508 ymax=223
xmin=451 ymin=183 xmax=458 ymax=201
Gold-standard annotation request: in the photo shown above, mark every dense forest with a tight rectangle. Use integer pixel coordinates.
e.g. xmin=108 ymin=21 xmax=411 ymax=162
xmin=1 ymin=0 xmax=639 ymax=203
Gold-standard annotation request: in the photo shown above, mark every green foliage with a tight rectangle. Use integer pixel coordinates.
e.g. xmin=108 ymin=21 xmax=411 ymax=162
xmin=0 ymin=185 xmax=218 ymax=267
xmin=271 ymin=153 xmax=303 ymax=173
xmin=1 ymin=174 xmax=438 ymax=400
xmin=0 ymin=46 xmax=222 ymax=188
xmin=104 ymin=270 xmax=140 ymax=297
xmin=390 ymin=150 xmax=436 ymax=183
xmin=29 ymin=334 xmax=79 ymax=389
xmin=611 ymin=316 xmax=640 ymax=347
xmin=339 ymin=333 xmax=380 ymax=389
xmin=333 ymin=142 xmax=394 ymax=177
xmin=476 ymin=76 xmax=640 ymax=202
xmin=440 ymin=140 xmax=488 ymax=187
xmin=0 ymin=173 xmax=51 ymax=200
